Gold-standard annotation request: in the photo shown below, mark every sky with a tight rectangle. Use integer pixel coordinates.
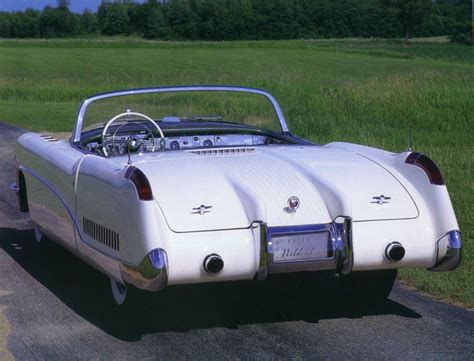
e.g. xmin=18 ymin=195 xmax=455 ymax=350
xmin=0 ymin=0 xmax=146 ymax=13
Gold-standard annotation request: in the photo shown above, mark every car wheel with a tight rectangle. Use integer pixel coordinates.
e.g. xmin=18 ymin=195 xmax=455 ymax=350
xmin=342 ymin=269 xmax=397 ymax=301
xmin=111 ymin=278 xmax=128 ymax=305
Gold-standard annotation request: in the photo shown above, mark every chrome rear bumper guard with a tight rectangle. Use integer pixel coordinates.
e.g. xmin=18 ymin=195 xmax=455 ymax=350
xmin=256 ymin=216 xmax=353 ymax=280
xmin=120 ymin=248 xmax=168 ymax=291
xmin=429 ymin=230 xmax=462 ymax=272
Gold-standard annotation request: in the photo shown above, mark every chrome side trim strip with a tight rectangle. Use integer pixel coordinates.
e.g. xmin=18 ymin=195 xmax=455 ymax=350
xmin=73 ymin=86 xmax=289 ymax=143
xmin=429 ymin=230 xmax=462 ymax=272
xmin=9 ymin=182 xmax=19 ymax=192
xmin=19 ymin=165 xmax=136 ymax=266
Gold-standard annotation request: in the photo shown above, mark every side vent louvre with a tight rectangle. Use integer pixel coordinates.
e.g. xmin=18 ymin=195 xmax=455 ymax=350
xmin=40 ymin=134 xmax=59 ymax=142
xmin=190 ymin=148 xmax=255 ymax=156
xmin=83 ymin=217 xmax=120 ymax=251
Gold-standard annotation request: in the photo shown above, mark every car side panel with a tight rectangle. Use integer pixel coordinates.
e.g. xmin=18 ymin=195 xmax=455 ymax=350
xmin=15 ymin=134 xmax=83 ymax=251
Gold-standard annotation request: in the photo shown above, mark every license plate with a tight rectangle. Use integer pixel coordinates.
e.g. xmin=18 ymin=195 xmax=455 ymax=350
xmin=271 ymin=231 xmax=331 ymax=263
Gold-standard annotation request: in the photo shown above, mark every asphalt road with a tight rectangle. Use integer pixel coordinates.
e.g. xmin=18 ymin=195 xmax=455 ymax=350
xmin=0 ymin=121 xmax=473 ymax=360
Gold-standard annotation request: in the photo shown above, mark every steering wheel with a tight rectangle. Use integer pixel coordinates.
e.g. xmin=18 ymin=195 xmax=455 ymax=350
xmin=101 ymin=110 xmax=164 ymax=157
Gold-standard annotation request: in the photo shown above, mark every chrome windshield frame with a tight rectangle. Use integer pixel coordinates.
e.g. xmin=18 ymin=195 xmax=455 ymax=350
xmin=72 ymin=85 xmax=290 ymax=144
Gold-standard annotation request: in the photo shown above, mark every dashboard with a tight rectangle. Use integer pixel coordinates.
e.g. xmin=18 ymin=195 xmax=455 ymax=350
xmin=165 ymin=134 xmax=269 ymax=150
xmin=85 ymin=133 xmax=276 ymax=155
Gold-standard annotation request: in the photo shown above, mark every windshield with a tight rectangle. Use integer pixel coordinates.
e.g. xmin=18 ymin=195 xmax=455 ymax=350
xmin=76 ymin=87 xmax=287 ymax=143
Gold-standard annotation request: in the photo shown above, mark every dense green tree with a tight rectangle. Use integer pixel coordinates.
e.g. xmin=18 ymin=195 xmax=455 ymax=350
xmin=127 ymin=1 xmax=147 ymax=34
xmin=449 ymin=0 xmax=472 ymax=44
xmin=10 ymin=9 xmax=41 ymax=38
xmin=198 ymin=0 xmax=235 ymax=40
xmin=99 ymin=3 xmax=130 ymax=35
xmin=450 ymin=21 xmax=472 ymax=45
xmin=378 ymin=4 xmax=403 ymax=37
xmin=227 ymin=0 xmax=255 ymax=40
xmin=390 ymin=0 xmax=432 ymax=40
xmin=0 ymin=13 xmax=12 ymax=38
xmin=163 ymin=0 xmax=198 ymax=39
xmin=262 ymin=0 xmax=301 ymax=39
xmin=39 ymin=5 xmax=79 ymax=37
xmin=80 ymin=10 xmax=99 ymax=34
xmin=0 ymin=0 xmax=470 ymax=44
xmin=143 ymin=5 xmax=171 ymax=39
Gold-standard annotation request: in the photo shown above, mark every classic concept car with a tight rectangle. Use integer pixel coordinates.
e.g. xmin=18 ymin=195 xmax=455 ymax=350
xmin=13 ymin=86 xmax=461 ymax=305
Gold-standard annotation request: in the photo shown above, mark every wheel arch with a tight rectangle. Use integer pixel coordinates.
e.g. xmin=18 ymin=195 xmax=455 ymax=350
xmin=18 ymin=169 xmax=29 ymax=213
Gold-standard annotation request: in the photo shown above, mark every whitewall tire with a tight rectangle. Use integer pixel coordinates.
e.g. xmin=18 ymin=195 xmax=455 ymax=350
xmin=34 ymin=226 xmax=42 ymax=243
xmin=111 ymin=278 xmax=128 ymax=305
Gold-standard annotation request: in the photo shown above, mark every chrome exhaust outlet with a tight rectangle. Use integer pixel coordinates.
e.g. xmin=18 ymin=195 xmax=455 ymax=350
xmin=203 ymin=254 xmax=224 ymax=274
xmin=385 ymin=242 xmax=405 ymax=262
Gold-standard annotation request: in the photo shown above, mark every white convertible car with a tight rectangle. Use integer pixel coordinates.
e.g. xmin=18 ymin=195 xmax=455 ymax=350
xmin=13 ymin=86 xmax=461 ymax=305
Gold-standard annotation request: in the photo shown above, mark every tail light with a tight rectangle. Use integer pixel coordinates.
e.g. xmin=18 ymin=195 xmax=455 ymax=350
xmin=124 ymin=166 xmax=153 ymax=200
xmin=405 ymin=152 xmax=444 ymax=185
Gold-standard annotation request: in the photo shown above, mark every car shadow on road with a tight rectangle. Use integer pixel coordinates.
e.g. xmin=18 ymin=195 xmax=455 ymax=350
xmin=0 ymin=227 xmax=421 ymax=341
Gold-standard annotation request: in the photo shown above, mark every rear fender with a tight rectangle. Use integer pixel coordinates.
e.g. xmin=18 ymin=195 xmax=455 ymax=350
xmin=328 ymin=142 xmax=459 ymax=268
xmin=75 ymin=156 xmax=170 ymax=266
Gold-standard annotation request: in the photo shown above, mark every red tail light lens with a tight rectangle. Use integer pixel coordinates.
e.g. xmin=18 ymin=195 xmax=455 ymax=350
xmin=405 ymin=152 xmax=444 ymax=185
xmin=124 ymin=166 xmax=153 ymax=200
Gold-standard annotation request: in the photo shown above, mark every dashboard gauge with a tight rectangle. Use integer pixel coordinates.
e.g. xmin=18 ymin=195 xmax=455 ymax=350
xmin=203 ymin=139 xmax=213 ymax=147
xmin=170 ymin=140 xmax=180 ymax=150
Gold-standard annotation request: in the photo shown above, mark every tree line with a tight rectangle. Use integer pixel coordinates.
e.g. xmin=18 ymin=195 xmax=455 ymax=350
xmin=0 ymin=0 xmax=471 ymax=44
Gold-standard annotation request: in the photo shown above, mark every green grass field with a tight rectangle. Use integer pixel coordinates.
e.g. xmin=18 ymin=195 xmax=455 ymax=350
xmin=0 ymin=38 xmax=472 ymax=306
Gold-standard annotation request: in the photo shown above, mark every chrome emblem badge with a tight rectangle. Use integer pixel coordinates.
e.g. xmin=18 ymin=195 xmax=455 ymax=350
xmin=371 ymin=195 xmax=391 ymax=205
xmin=192 ymin=205 xmax=212 ymax=215
xmin=284 ymin=196 xmax=300 ymax=214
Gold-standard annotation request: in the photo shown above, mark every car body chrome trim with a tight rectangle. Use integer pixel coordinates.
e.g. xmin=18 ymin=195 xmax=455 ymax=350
xmin=256 ymin=216 xmax=353 ymax=279
xmin=429 ymin=230 xmax=462 ymax=272
xmin=191 ymin=204 xmax=212 ymax=215
xmin=120 ymin=248 xmax=168 ymax=291
xmin=73 ymin=86 xmax=289 ymax=144
xmin=371 ymin=195 xmax=391 ymax=205
xmin=9 ymin=182 xmax=19 ymax=192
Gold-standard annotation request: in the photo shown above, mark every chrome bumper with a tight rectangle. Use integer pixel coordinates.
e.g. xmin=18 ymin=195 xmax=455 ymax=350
xmin=429 ymin=230 xmax=462 ymax=272
xmin=120 ymin=218 xmax=353 ymax=290
xmin=256 ymin=217 xmax=353 ymax=280
xmin=120 ymin=248 xmax=168 ymax=291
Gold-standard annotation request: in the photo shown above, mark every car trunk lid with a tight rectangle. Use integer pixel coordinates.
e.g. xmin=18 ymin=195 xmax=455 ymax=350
xmin=138 ymin=146 xmax=418 ymax=232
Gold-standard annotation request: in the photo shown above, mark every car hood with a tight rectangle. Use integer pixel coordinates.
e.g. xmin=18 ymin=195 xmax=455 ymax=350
xmin=137 ymin=146 xmax=418 ymax=232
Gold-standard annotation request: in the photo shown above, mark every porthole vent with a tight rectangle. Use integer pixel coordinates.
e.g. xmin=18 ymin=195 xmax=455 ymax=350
xmin=83 ymin=217 xmax=120 ymax=251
